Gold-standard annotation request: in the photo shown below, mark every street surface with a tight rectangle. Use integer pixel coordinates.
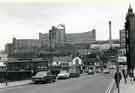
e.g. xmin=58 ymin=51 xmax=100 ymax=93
xmin=0 ymin=73 xmax=113 ymax=93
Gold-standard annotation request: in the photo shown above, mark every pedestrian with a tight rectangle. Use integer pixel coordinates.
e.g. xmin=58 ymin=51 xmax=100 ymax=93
xmin=114 ymin=71 xmax=122 ymax=88
xmin=133 ymin=68 xmax=135 ymax=81
xmin=129 ymin=69 xmax=134 ymax=83
xmin=122 ymin=69 xmax=127 ymax=84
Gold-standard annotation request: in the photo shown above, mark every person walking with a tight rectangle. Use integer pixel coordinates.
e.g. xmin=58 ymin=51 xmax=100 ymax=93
xmin=114 ymin=71 xmax=122 ymax=88
xmin=129 ymin=69 xmax=134 ymax=83
xmin=122 ymin=69 xmax=127 ymax=84
xmin=133 ymin=68 xmax=135 ymax=81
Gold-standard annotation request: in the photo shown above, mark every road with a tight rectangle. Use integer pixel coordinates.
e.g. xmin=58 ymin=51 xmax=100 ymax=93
xmin=0 ymin=73 xmax=113 ymax=93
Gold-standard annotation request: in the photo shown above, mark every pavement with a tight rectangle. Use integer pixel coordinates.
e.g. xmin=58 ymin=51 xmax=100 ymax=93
xmin=113 ymin=77 xmax=135 ymax=93
xmin=0 ymin=80 xmax=32 ymax=89
xmin=0 ymin=73 xmax=113 ymax=93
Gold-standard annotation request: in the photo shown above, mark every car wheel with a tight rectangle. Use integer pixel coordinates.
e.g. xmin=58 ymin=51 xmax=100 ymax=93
xmin=33 ymin=81 xmax=37 ymax=84
xmin=53 ymin=79 xmax=56 ymax=82
xmin=34 ymin=81 xmax=39 ymax=84
xmin=49 ymin=79 xmax=54 ymax=83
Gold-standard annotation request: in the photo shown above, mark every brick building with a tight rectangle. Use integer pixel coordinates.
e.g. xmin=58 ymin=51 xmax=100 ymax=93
xmin=5 ymin=38 xmax=41 ymax=58
xmin=39 ymin=24 xmax=96 ymax=49
xmin=5 ymin=24 xmax=96 ymax=58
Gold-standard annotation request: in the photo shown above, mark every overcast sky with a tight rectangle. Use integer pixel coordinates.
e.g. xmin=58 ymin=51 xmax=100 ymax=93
xmin=0 ymin=0 xmax=134 ymax=50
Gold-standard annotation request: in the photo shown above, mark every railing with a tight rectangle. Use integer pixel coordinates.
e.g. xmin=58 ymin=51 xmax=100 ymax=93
xmin=0 ymin=71 xmax=32 ymax=82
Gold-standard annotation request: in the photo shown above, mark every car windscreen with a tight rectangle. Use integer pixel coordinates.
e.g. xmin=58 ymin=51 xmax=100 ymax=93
xmin=35 ymin=71 xmax=47 ymax=77
xmin=59 ymin=71 xmax=67 ymax=74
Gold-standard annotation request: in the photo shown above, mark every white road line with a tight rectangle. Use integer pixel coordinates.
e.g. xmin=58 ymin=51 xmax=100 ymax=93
xmin=106 ymin=79 xmax=115 ymax=93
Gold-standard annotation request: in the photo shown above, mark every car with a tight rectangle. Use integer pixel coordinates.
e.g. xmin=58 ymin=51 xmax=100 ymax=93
xmin=87 ymin=69 xmax=95 ymax=75
xmin=103 ymin=69 xmax=110 ymax=74
xmin=108 ymin=65 xmax=116 ymax=69
xmin=69 ymin=70 xmax=80 ymax=78
xmin=32 ymin=71 xmax=56 ymax=84
xmin=57 ymin=71 xmax=70 ymax=79
xmin=95 ymin=68 xmax=101 ymax=73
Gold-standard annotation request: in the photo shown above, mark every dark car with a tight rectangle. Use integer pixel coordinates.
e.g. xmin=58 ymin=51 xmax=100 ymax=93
xmin=32 ymin=71 xmax=56 ymax=83
xmin=69 ymin=70 xmax=80 ymax=78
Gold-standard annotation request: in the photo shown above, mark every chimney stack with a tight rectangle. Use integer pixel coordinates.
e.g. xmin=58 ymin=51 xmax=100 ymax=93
xmin=109 ymin=21 xmax=112 ymax=48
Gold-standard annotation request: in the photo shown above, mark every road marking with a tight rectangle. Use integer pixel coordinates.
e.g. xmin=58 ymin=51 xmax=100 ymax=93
xmin=0 ymin=73 xmax=112 ymax=92
xmin=106 ymin=79 xmax=115 ymax=93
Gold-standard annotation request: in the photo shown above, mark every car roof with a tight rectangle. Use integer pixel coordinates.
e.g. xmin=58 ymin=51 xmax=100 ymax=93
xmin=60 ymin=70 xmax=67 ymax=72
xmin=37 ymin=71 xmax=49 ymax=73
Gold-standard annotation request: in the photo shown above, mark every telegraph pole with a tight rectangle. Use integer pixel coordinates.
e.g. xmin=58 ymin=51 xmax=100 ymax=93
xmin=49 ymin=30 xmax=52 ymax=72
xmin=49 ymin=27 xmax=55 ymax=72
xmin=116 ymin=52 xmax=120 ymax=93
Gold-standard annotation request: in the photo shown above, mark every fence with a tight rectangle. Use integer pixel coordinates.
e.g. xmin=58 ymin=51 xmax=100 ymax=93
xmin=0 ymin=71 xmax=32 ymax=82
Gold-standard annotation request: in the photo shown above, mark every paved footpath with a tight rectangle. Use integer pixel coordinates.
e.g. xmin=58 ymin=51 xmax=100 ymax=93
xmin=0 ymin=80 xmax=32 ymax=89
xmin=113 ymin=78 xmax=135 ymax=93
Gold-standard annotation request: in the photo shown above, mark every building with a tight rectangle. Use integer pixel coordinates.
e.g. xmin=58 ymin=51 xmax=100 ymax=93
xmin=6 ymin=28 xmax=120 ymax=58
xmin=12 ymin=38 xmax=41 ymax=49
xmin=39 ymin=24 xmax=66 ymax=49
xmin=0 ymin=51 xmax=8 ymax=62
xmin=5 ymin=24 xmax=96 ymax=70
xmin=39 ymin=24 xmax=96 ymax=49
xmin=125 ymin=5 xmax=135 ymax=69
xmin=6 ymin=38 xmax=41 ymax=58
xmin=120 ymin=29 xmax=126 ymax=48
xmin=5 ymin=24 xmax=97 ymax=60
xmin=5 ymin=43 xmax=14 ymax=57
xmin=66 ymin=29 xmax=96 ymax=44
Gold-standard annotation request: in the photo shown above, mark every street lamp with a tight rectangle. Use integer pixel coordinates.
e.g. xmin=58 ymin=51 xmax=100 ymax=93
xmin=0 ymin=62 xmax=6 ymax=83
xmin=116 ymin=50 xmax=120 ymax=93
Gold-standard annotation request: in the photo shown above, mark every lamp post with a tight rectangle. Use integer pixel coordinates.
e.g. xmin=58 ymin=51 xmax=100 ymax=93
xmin=116 ymin=50 xmax=120 ymax=93
xmin=117 ymin=57 xmax=120 ymax=93
xmin=5 ymin=62 xmax=8 ymax=86
xmin=49 ymin=30 xmax=52 ymax=72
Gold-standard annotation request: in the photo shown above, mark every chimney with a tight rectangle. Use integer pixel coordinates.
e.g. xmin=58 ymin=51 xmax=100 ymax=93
xmin=109 ymin=21 xmax=112 ymax=48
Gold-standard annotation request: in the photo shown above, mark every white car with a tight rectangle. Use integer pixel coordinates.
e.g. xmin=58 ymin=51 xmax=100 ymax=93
xmin=87 ymin=69 xmax=95 ymax=74
xmin=57 ymin=71 xmax=70 ymax=79
xmin=103 ymin=69 xmax=110 ymax=74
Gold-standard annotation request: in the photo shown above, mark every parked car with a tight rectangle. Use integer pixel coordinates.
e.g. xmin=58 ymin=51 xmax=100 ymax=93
xmin=87 ymin=69 xmax=95 ymax=75
xmin=108 ymin=65 xmax=116 ymax=69
xmin=57 ymin=70 xmax=70 ymax=79
xmin=96 ymin=68 xmax=102 ymax=73
xmin=103 ymin=69 xmax=110 ymax=74
xmin=69 ymin=70 xmax=80 ymax=78
xmin=32 ymin=71 xmax=56 ymax=83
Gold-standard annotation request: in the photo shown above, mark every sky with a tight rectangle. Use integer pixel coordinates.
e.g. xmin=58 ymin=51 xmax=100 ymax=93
xmin=0 ymin=0 xmax=134 ymax=50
